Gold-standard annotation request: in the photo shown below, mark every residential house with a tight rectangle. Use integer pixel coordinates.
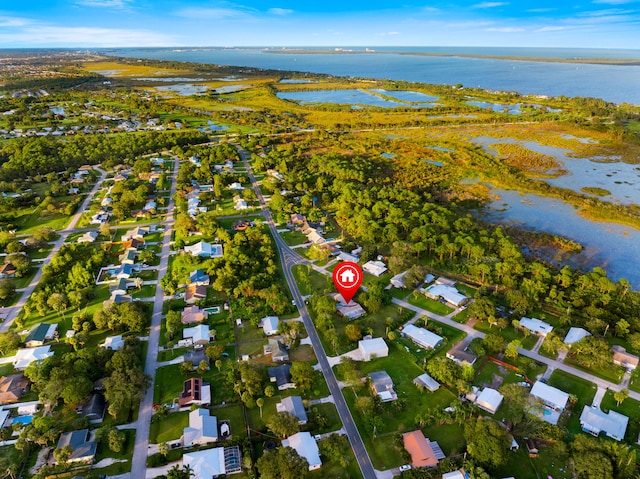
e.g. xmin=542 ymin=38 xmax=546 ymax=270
xmin=475 ymin=388 xmax=504 ymax=414
xmin=189 ymin=269 xmax=210 ymax=286
xmin=113 ymin=263 xmax=134 ymax=279
xmin=101 ymin=197 xmax=113 ymax=207
xmin=233 ymin=220 xmax=251 ymax=231
xmin=261 ymin=316 xmax=280 ymax=336
xmin=334 ymin=296 xmax=366 ymax=321
xmin=520 ymin=317 xmax=554 ymax=337
xmin=358 ymin=337 xmax=389 ymax=361
xmin=403 ymin=430 xmax=439 ymax=468
xmin=390 ymin=271 xmax=408 ymax=289
xmin=402 ymin=324 xmax=443 ymax=350
xmin=290 ymin=213 xmax=306 ymax=225
xmin=425 ymin=284 xmax=468 ymax=308
xmin=101 ymin=335 xmax=125 ymax=351
xmin=0 ymin=263 xmax=16 ymax=279
xmin=56 ymin=429 xmax=97 ymax=464
xmin=119 ymin=249 xmax=137 ymax=265
xmin=183 ymin=325 xmax=211 ymax=347
xmin=184 ymin=349 xmax=209 ymax=368
xmin=234 ymin=197 xmax=248 ymax=210
xmin=580 ymin=405 xmax=628 ymax=441
xmin=24 ymin=323 xmax=57 ymax=348
xmin=143 ymin=200 xmax=157 ymax=212
xmin=337 ymin=252 xmax=359 ymax=263
xmin=229 ymin=182 xmax=244 ymax=190
xmin=442 ymin=471 xmax=467 ymax=479
xmin=183 ymin=447 xmax=242 ymax=478
xmin=121 ymin=226 xmax=149 ymax=242
xmin=530 ymin=381 xmax=570 ymax=425
xmin=103 ymin=292 xmax=132 ymax=307
xmin=184 ymin=241 xmax=223 ymax=258
xmin=185 ymin=284 xmax=208 ymax=304
xmin=306 ymin=229 xmax=325 ymax=245
xmin=362 ymin=260 xmax=387 ymax=277
xmin=77 ymin=231 xmax=99 ymax=243
xmin=122 ymin=238 xmax=144 ymax=250
xmin=276 ymin=396 xmax=308 ymax=424
xmin=413 ymin=373 xmax=440 ymax=392
xmin=179 ymin=378 xmax=212 ymax=407
xmin=446 ymin=341 xmax=477 ymax=366
xmin=264 ymin=338 xmax=289 ymax=362
xmin=181 ymin=305 xmax=207 ymax=324
xmin=183 ymin=408 xmax=218 ymax=447
xmin=612 ymin=345 xmax=639 ymax=370
xmin=82 ymin=393 xmax=106 ymax=422
xmin=13 ymin=346 xmax=53 ymax=370
xmin=68 ymin=187 xmax=79 ymax=195
xmin=564 ymin=327 xmax=591 ymax=345
xmin=268 ymin=364 xmax=294 ymax=390
xmin=0 ymin=374 xmax=30 ymax=404
xmin=111 ymin=278 xmax=130 ymax=296
xmin=368 ymin=371 xmax=397 ymax=402
xmin=282 ymin=432 xmax=321 ymax=471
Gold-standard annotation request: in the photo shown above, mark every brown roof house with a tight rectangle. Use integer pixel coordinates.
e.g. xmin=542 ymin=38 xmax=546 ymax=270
xmin=179 ymin=378 xmax=211 ymax=407
xmin=181 ymin=305 xmax=207 ymax=324
xmin=185 ymin=284 xmax=207 ymax=304
xmin=612 ymin=345 xmax=639 ymax=370
xmin=0 ymin=373 xmax=30 ymax=404
xmin=0 ymin=262 xmax=16 ymax=279
xmin=403 ymin=430 xmax=440 ymax=469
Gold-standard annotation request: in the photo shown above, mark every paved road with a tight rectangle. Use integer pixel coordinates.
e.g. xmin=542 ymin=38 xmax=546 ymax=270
xmin=0 ymin=167 xmax=107 ymax=332
xmin=391 ymin=296 xmax=640 ymax=401
xmin=130 ymin=155 xmax=180 ymax=479
xmin=237 ymin=146 xmax=377 ymax=479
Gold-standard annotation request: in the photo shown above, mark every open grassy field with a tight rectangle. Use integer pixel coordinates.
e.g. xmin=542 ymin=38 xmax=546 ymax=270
xmin=407 ymin=291 xmax=454 ymax=316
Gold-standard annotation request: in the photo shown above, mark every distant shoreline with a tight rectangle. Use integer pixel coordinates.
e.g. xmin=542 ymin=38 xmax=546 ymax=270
xmin=263 ymin=49 xmax=640 ymax=66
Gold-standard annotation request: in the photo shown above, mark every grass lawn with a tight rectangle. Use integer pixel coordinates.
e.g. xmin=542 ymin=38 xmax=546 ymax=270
xmin=280 ymin=230 xmax=308 ymax=246
xmin=389 ymin=287 xmax=411 ymax=300
xmin=216 ymin=404 xmax=248 ymax=440
xmin=422 ymin=423 xmax=465 ymax=456
xmin=600 ymin=390 xmax=640 ymax=441
xmin=407 ymin=291 xmax=454 ymax=316
xmin=451 ymin=308 xmax=471 ymax=323
xmin=292 ymin=264 xmax=332 ymax=296
xmin=547 ymin=369 xmax=597 ymax=435
xmin=629 ymin=369 xmax=640 ymax=393
xmin=138 ymin=269 xmax=159 ymax=281
xmin=93 ymin=428 xmax=135 ymax=475
xmin=339 ymin=342 xmax=458 ymax=469
xmin=473 ymin=321 xmax=539 ymax=350
xmin=311 ymin=402 xmax=343 ymax=435
xmin=154 ymin=364 xmax=184 ymax=404
xmin=149 ymin=411 xmax=189 ymax=444
xmin=563 ymin=356 xmax=624 ymax=384
xmin=132 ymin=284 xmax=157 ymax=298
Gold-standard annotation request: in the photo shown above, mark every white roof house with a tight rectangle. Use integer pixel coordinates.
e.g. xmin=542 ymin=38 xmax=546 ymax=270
xmin=101 ymin=335 xmax=125 ymax=351
xmin=358 ymin=337 xmax=389 ymax=361
xmin=425 ymin=284 xmax=467 ymax=307
xmin=183 ymin=448 xmax=226 ymax=477
xmin=475 ymin=388 xmax=504 ymax=414
xmin=184 ymin=408 xmax=218 ymax=447
xmin=184 ymin=241 xmax=223 ymax=258
xmin=402 ymin=324 xmax=443 ymax=349
xmin=580 ymin=405 xmax=629 ymax=441
xmin=413 ymin=373 xmax=440 ymax=392
xmin=337 ymin=252 xmax=359 ymax=263
xmin=261 ymin=316 xmax=279 ymax=336
xmin=442 ymin=471 xmax=466 ymax=479
xmin=564 ymin=327 xmax=591 ymax=345
xmin=362 ymin=260 xmax=387 ymax=277
xmin=183 ymin=325 xmax=210 ymax=346
xmin=13 ymin=346 xmax=53 ymax=370
xmin=520 ymin=317 xmax=553 ymax=336
xmin=530 ymin=381 xmax=569 ymax=411
xmin=390 ymin=271 xmax=408 ymax=288
xmin=282 ymin=432 xmax=322 ymax=470
xmin=78 ymin=231 xmax=99 ymax=243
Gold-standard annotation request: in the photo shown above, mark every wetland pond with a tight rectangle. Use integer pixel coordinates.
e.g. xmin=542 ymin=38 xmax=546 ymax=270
xmin=484 ymin=189 xmax=640 ymax=288
xmin=473 ymin=136 xmax=640 ymax=206
xmin=276 ymin=89 xmax=439 ymax=108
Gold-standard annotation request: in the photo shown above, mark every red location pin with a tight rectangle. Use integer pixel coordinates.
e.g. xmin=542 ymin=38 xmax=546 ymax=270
xmin=332 ymin=261 xmax=363 ymax=305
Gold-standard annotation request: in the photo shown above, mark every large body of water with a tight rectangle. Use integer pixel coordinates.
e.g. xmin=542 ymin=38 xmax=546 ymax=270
xmin=105 ymin=46 xmax=640 ymax=284
xmin=108 ymin=47 xmax=640 ymax=104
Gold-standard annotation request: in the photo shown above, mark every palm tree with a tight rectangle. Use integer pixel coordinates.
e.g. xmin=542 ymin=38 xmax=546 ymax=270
xmin=134 ymin=277 xmax=143 ymax=290
xmin=256 ymin=398 xmax=264 ymax=417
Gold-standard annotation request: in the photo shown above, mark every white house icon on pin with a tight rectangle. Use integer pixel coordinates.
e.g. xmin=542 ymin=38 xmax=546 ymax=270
xmin=340 ymin=268 xmax=356 ymax=284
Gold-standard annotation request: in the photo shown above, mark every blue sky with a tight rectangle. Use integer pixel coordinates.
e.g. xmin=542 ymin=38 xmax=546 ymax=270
xmin=1 ymin=1 xmax=639 ymax=48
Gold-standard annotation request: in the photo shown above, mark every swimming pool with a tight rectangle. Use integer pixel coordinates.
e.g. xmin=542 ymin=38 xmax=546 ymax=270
xmin=12 ymin=415 xmax=33 ymax=425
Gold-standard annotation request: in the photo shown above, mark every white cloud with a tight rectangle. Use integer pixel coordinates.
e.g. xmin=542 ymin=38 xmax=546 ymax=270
xmin=536 ymin=26 xmax=566 ymax=31
xmin=526 ymin=8 xmax=557 ymax=13
xmin=378 ymin=31 xmax=400 ymax=35
xmin=0 ymin=26 xmax=176 ymax=47
xmin=268 ymin=8 xmax=293 ymax=15
xmin=486 ymin=26 xmax=524 ymax=32
xmin=75 ymin=0 xmax=132 ymax=7
xmin=471 ymin=2 xmax=508 ymax=8
xmin=0 ymin=16 xmax=31 ymax=27
xmin=175 ymin=7 xmax=253 ymax=19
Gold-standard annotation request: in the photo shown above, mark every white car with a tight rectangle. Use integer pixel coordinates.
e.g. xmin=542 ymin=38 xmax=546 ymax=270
xmin=399 ymin=465 xmax=411 ymax=471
